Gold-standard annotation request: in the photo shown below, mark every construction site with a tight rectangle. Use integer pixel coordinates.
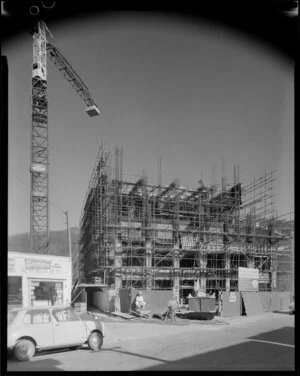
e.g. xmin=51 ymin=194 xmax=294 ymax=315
xmin=77 ymin=143 xmax=294 ymax=312
xmin=5 ymin=15 xmax=293 ymax=317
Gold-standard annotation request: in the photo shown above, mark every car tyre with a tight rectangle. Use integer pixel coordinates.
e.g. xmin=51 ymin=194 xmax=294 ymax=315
xmin=88 ymin=332 xmax=103 ymax=351
xmin=13 ymin=339 xmax=35 ymax=361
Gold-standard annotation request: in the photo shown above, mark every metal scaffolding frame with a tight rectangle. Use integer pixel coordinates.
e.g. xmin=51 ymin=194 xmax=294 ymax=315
xmin=78 ymin=144 xmax=293 ymax=300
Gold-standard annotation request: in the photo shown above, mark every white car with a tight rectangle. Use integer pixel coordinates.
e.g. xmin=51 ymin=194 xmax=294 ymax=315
xmin=7 ymin=306 xmax=105 ymax=361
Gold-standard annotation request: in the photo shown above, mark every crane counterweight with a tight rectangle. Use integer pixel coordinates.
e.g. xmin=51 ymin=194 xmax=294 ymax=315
xmin=86 ymin=105 xmax=100 ymax=117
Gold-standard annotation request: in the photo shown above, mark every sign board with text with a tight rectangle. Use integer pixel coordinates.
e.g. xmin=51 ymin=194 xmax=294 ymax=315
xmin=238 ymin=267 xmax=259 ymax=292
xmin=8 ymin=253 xmax=70 ymax=276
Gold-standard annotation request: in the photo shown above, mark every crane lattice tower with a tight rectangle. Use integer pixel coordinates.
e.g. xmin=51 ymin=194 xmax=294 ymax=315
xmin=30 ymin=21 xmax=49 ymax=254
xmin=30 ymin=20 xmax=100 ymax=254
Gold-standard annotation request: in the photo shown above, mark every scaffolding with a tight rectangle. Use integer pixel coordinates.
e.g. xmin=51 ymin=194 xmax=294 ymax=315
xmin=79 ymin=145 xmax=293 ymax=301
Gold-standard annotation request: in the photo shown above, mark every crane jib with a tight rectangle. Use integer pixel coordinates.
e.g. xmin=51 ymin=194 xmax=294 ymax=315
xmin=46 ymin=43 xmax=99 ymax=113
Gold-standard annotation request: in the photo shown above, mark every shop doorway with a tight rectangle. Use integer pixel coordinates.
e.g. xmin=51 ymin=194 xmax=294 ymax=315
xmin=8 ymin=276 xmax=22 ymax=310
xmin=29 ymin=280 xmax=64 ymax=307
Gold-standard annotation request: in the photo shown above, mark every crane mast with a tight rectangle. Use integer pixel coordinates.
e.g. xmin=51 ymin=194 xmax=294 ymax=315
xmin=30 ymin=20 xmax=100 ymax=254
xmin=30 ymin=20 xmax=49 ymax=254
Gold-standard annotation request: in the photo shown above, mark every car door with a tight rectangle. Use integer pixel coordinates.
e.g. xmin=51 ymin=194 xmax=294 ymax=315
xmin=51 ymin=307 xmax=87 ymax=346
xmin=22 ymin=309 xmax=54 ymax=348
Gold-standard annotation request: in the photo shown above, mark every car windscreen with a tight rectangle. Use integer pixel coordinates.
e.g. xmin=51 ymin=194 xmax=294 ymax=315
xmin=8 ymin=311 xmax=18 ymax=325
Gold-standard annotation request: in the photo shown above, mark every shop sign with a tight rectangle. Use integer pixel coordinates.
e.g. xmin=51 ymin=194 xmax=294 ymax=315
xmin=31 ymin=281 xmax=40 ymax=287
xmin=26 ymin=259 xmax=51 ymax=270
xmin=52 ymin=262 xmax=62 ymax=271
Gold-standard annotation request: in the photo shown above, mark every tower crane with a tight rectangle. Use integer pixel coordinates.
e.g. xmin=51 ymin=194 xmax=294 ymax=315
xmin=30 ymin=20 xmax=100 ymax=254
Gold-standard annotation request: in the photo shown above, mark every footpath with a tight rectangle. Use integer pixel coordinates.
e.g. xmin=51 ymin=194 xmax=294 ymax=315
xmin=85 ymin=306 xmax=288 ymax=346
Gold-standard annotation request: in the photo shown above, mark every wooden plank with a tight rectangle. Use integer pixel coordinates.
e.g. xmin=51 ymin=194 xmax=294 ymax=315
xmin=129 ymin=309 xmax=152 ymax=318
xmin=110 ymin=311 xmax=135 ymax=319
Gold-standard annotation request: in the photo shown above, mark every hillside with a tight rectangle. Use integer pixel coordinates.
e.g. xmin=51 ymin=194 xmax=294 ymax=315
xmin=8 ymin=228 xmax=81 ymax=258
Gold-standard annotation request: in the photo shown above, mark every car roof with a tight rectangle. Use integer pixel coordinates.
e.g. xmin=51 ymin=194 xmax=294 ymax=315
xmin=8 ymin=307 xmax=24 ymax=312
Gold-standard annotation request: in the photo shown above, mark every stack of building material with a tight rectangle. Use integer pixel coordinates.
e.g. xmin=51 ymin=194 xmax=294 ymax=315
xmin=187 ymin=297 xmax=216 ymax=320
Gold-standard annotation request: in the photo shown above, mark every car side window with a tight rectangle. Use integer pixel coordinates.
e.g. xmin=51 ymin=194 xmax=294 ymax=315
xmin=23 ymin=310 xmax=51 ymax=324
xmin=52 ymin=308 xmax=80 ymax=322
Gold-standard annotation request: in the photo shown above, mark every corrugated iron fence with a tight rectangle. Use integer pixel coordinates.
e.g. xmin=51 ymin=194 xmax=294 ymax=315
xmin=221 ymin=291 xmax=292 ymax=317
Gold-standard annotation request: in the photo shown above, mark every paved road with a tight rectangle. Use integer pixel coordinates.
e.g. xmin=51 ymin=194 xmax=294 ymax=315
xmin=7 ymin=312 xmax=294 ymax=371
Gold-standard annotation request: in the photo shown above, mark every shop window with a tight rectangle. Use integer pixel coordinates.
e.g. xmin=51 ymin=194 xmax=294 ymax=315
xmin=30 ymin=280 xmax=64 ymax=306
xmin=23 ymin=309 xmax=51 ymax=324
xmin=52 ymin=308 xmax=79 ymax=322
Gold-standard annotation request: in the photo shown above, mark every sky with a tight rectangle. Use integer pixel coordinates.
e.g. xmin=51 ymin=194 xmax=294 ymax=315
xmin=3 ymin=12 xmax=294 ymax=235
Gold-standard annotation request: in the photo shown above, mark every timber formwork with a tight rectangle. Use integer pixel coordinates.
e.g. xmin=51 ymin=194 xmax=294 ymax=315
xmin=78 ymin=145 xmax=293 ymax=302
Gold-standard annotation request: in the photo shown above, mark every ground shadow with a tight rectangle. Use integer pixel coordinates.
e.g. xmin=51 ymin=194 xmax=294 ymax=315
xmin=76 ymin=344 xmax=170 ymax=363
xmin=33 ymin=346 xmax=81 ymax=357
xmin=100 ymin=346 xmax=169 ymax=364
xmin=7 ymin=346 xmax=79 ymax=361
xmin=142 ymin=327 xmax=295 ymax=371
xmin=7 ymin=358 xmax=62 ymax=372
xmin=249 ymin=326 xmax=294 ymax=346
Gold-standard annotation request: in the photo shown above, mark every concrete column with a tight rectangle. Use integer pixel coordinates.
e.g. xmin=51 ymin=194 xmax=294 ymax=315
xmin=114 ymin=236 xmax=122 ymax=312
xmin=173 ymin=245 xmax=180 ymax=301
xmin=225 ymin=252 xmax=231 ymax=291
xmin=271 ymin=270 xmax=277 ymax=291
xmin=194 ymin=279 xmax=200 ymax=295
xmin=199 ymin=252 xmax=207 ymax=294
xmin=145 ymin=240 xmax=152 ymax=290
xmin=271 ymin=250 xmax=278 ymax=291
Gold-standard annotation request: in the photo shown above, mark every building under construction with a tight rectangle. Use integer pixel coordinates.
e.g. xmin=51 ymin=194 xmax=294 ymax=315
xmin=78 ymin=144 xmax=294 ymax=304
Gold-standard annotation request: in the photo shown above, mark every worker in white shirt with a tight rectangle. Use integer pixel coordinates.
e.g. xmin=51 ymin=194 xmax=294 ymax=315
xmin=134 ymin=291 xmax=146 ymax=310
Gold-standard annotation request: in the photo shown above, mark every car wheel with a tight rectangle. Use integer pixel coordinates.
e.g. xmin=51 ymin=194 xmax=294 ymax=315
xmin=13 ymin=339 xmax=35 ymax=361
xmin=88 ymin=332 xmax=103 ymax=351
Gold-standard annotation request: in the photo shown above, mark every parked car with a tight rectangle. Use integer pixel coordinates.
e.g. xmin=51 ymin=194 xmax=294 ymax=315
xmin=289 ymin=301 xmax=295 ymax=315
xmin=7 ymin=306 xmax=105 ymax=361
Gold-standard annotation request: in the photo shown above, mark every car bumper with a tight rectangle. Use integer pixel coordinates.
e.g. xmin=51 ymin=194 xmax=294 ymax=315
xmin=7 ymin=341 xmax=15 ymax=351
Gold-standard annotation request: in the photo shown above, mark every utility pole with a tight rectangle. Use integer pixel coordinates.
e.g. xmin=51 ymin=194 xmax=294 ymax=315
xmin=64 ymin=211 xmax=73 ymax=286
